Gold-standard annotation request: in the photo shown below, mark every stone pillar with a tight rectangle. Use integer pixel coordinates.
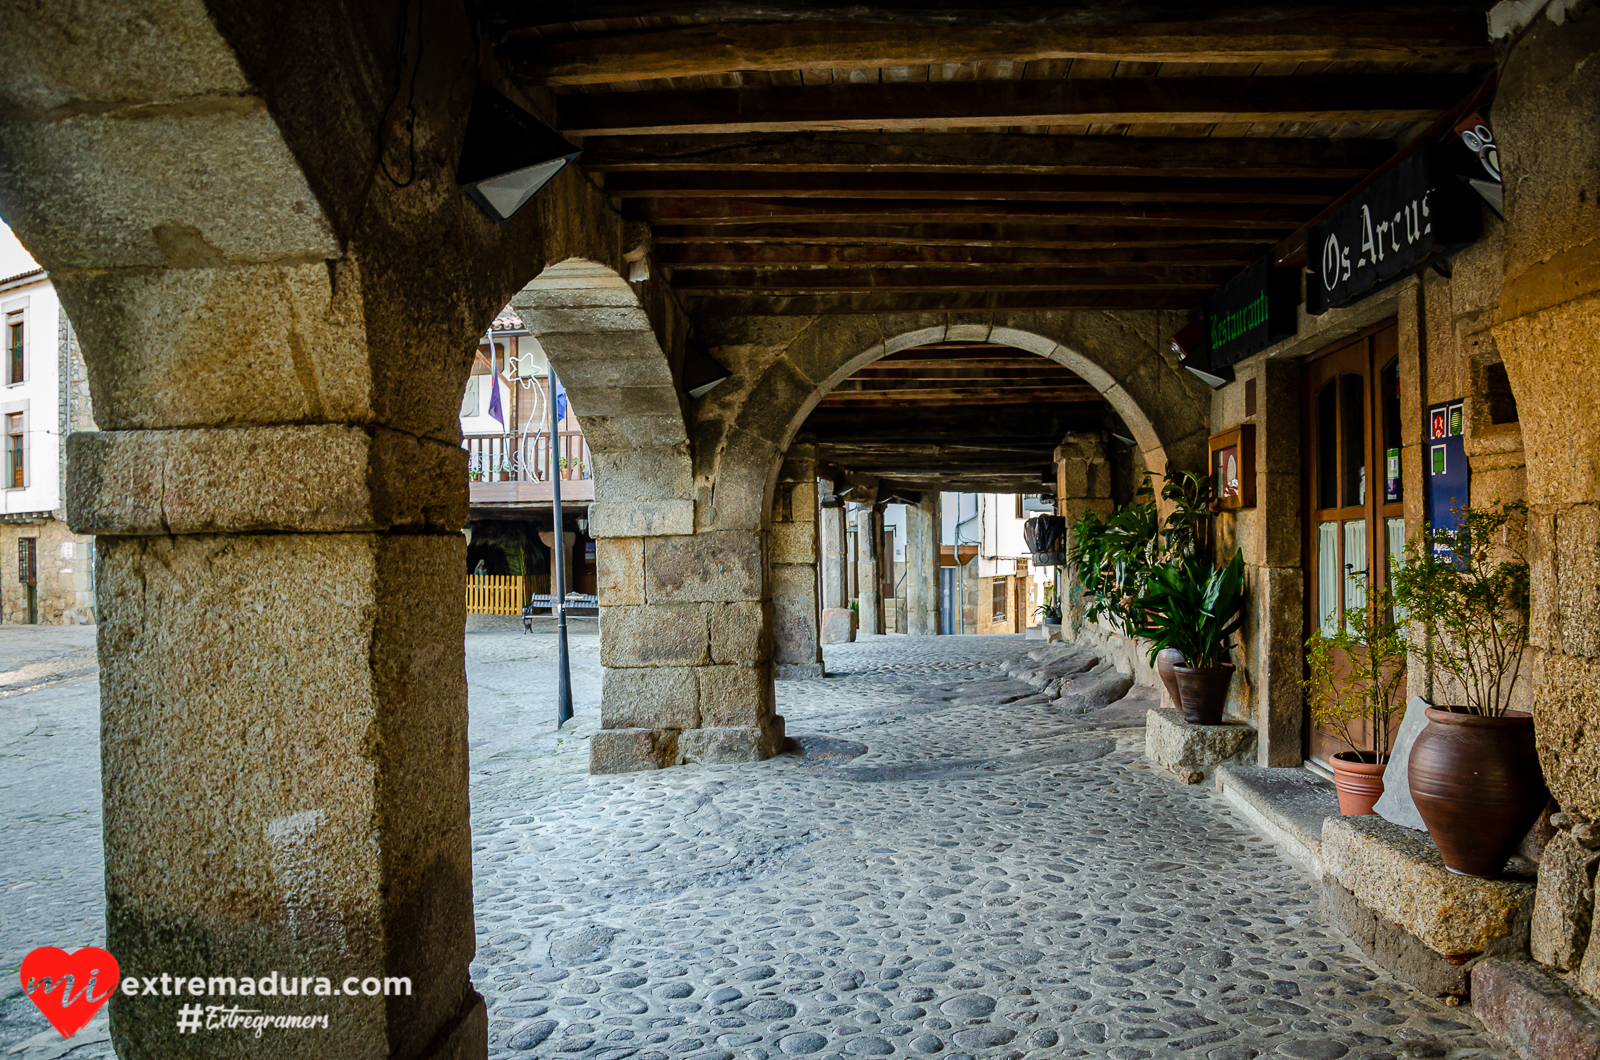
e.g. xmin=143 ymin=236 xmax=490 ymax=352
xmin=1492 ymin=4 xmax=1600 ymax=816
xmin=820 ymin=498 xmax=848 ymax=611
xmin=65 ymin=351 xmax=483 ymax=1058
xmin=771 ymin=446 xmax=823 ymax=677
xmin=857 ymin=507 xmax=884 ymax=635
xmin=592 ymin=529 xmax=784 ymax=770
xmin=1248 ymin=359 xmax=1305 ymax=765
xmin=907 ymin=493 xmax=942 ymax=635
xmin=1055 ymin=433 xmax=1114 ymax=636
xmin=848 ymin=519 xmax=860 ymax=603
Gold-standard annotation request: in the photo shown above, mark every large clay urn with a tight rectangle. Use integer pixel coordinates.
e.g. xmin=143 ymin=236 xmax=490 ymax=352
xmin=1154 ymin=648 xmax=1184 ymax=712
xmin=1408 ymin=707 xmax=1547 ymax=877
xmin=1173 ymin=663 xmax=1233 ymax=726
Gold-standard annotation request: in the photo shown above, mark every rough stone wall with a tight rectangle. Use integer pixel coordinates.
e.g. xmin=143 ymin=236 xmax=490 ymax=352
xmin=1492 ymin=2 xmax=1600 ymax=820
xmin=0 ymin=518 xmax=95 ymax=624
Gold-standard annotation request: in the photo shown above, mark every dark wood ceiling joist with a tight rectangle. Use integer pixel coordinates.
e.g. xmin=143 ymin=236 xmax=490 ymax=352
xmin=557 ymin=76 xmax=1475 ymax=136
xmin=692 ymin=290 xmax=1199 ymax=315
xmin=509 ymin=19 xmax=1492 ymax=86
xmin=658 ymin=243 xmax=1260 ymax=268
xmin=493 ymin=2 xmax=1496 ymax=34
xmin=653 ymin=223 xmax=1281 ymax=247
xmin=672 ymin=265 xmax=1234 ymax=295
xmin=605 ymin=172 xmax=1347 ymax=204
xmin=579 ymin=133 xmax=1396 ymax=180
xmin=638 ymin=198 xmax=1310 ymax=228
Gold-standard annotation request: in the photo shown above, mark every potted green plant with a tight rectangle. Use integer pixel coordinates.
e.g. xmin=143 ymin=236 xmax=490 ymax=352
xmin=1390 ymin=500 xmax=1545 ymax=877
xmin=1035 ymin=584 xmax=1062 ymax=629
xmin=1135 ymin=550 xmax=1246 ymax=725
xmin=1303 ymin=576 xmax=1407 ymax=815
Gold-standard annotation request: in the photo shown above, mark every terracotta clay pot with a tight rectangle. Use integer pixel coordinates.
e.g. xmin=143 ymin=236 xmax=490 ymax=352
xmin=1329 ymin=752 xmax=1386 ymax=815
xmin=1408 ymin=707 xmax=1548 ymax=877
xmin=1173 ymin=663 xmax=1234 ymax=726
xmin=1154 ymin=648 xmax=1184 ymax=713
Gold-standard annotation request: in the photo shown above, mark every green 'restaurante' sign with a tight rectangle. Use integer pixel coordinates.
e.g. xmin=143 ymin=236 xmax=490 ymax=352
xmin=1202 ymin=258 xmax=1299 ymax=367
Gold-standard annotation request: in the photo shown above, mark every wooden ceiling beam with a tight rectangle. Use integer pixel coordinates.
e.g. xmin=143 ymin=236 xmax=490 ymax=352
xmin=673 ymin=265 xmax=1237 ymax=294
xmin=512 ymin=19 xmax=1492 ymax=86
xmin=607 ymin=171 xmax=1344 ymax=204
xmin=640 ymin=199 xmax=1308 ymax=228
xmin=690 ymin=290 xmax=1198 ymax=314
xmin=556 ymin=75 xmax=1476 ymax=136
xmin=655 ymin=223 xmax=1276 ymax=247
xmin=658 ymin=243 xmax=1261 ymax=269
xmin=580 ymin=133 xmax=1395 ymax=180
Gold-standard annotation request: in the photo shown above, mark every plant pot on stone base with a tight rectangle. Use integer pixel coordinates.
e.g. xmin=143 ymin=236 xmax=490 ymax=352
xmin=1134 ymin=551 xmax=1247 ymax=727
xmin=1303 ymin=574 xmax=1407 ymax=816
xmin=1391 ymin=501 xmax=1545 ymax=876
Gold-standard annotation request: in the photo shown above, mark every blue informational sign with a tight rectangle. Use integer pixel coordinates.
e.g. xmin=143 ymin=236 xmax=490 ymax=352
xmin=1426 ymin=399 xmax=1468 ymax=558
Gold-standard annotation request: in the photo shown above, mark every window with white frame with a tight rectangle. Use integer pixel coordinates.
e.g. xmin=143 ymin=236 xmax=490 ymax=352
xmin=6 ymin=412 xmax=24 ymax=489
xmin=6 ymin=312 xmax=22 ymax=386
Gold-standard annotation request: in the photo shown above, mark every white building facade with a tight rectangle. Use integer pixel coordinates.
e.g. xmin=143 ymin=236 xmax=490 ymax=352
xmin=0 ymin=268 xmax=96 ymax=623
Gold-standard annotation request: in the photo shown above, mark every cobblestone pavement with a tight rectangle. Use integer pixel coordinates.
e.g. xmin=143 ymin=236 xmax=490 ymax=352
xmin=1 ymin=624 xmax=1512 ymax=1060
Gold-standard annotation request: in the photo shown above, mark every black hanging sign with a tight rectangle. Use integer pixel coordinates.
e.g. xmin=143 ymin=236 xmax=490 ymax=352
xmin=1307 ymin=144 xmax=1480 ymax=315
xmin=1202 ymin=257 xmax=1300 ymax=367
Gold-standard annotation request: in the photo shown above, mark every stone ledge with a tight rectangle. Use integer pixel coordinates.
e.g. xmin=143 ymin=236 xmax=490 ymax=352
xmin=1144 ymin=707 xmax=1254 ymax=782
xmin=1322 ymin=815 xmax=1536 ymax=959
xmin=1473 ymin=957 xmax=1600 ymax=1060
xmin=1215 ymin=763 xmax=1336 ymax=876
xmin=67 ymin=425 xmax=467 ymax=535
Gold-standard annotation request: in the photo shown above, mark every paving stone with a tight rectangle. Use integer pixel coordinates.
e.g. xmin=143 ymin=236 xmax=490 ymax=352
xmin=0 ymin=625 xmax=1518 ymax=1060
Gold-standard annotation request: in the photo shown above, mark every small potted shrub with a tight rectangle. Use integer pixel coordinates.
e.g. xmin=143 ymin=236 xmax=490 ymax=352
xmin=1135 ymin=551 xmax=1246 ymax=725
xmin=1303 ymin=577 xmax=1407 ymax=815
xmin=1390 ymin=500 xmax=1546 ymax=877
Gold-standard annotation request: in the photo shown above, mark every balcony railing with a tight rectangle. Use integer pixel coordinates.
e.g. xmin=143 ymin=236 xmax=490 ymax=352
xmin=464 ymin=430 xmax=591 ymax=483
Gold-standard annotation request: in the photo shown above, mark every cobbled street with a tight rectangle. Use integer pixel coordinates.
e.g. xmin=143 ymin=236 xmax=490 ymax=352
xmin=2 ymin=622 xmax=1510 ymax=1059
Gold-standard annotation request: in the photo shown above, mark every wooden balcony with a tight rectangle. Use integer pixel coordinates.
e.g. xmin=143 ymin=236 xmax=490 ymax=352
xmin=465 ymin=430 xmax=594 ymax=507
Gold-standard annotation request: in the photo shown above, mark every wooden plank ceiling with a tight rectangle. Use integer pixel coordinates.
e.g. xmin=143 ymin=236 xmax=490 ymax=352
xmin=490 ymin=2 xmax=1494 ymax=319
xmin=801 ymin=342 xmax=1111 ymax=493
xmin=486 ymin=3 xmax=1492 ymax=494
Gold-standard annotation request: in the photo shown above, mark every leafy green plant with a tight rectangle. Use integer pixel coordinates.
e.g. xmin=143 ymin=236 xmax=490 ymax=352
xmin=1389 ymin=500 xmax=1530 ymax=717
xmin=1304 ymin=575 xmax=1407 ymax=762
xmin=1160 ymin=469 xmax=1215 ymax=561
xmin=1072 ymin=482 xmax=1160 ymax=633
xmin=1071 ymin=469 xmax=1217 ymax=635
xmin=1134 ymin=551 xmax=1247 ymax=668
xmin=1035 ymin=583 xmax=1062 ymax=623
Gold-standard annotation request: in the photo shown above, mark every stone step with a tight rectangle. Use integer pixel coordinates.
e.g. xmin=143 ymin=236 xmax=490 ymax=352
xmin=1141 ymin=708 xmax=1255 ymax=783
xmin=1473 ymin=957 xmax=1600 ymax=1060
xmin=1214 ymin=762 xmax=1335 ymax=873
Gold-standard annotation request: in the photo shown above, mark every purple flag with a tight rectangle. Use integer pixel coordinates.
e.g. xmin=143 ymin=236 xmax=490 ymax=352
xmin=487 ymin=375 xmax=503 ymax=425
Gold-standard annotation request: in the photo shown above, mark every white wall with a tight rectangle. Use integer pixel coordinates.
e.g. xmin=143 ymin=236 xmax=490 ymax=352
xmin=0 ymin=274 xmax=60 ymax=515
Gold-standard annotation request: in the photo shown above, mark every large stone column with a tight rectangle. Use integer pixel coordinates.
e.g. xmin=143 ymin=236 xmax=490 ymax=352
xmin=856 ymin=507 xmax=884 ymax=635
xmin=1492 ymin=3 xmax=1600 ymax=816
xmin=771 ymin=446 xmax=823 ymax=677
xmin=1055 ymin=433 xmax=1115 ymax=637
xmin=907 ymin=493 xmax=943 ymax=635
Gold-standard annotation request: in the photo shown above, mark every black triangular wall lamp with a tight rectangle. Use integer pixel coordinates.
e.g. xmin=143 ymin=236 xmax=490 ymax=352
xmin=683 ymin=348 xmax=732 ymax=399
xmin=457 ymin=81 xmax=581 ymax=225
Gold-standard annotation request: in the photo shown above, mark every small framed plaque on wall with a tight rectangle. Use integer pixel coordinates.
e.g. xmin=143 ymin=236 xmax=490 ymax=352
xmin=1208 ymin=425 xmax=1256 ymax=510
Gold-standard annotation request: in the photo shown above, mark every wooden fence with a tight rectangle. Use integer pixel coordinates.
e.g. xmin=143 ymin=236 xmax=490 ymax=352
xmin=466 ymin=575 xmax=525 ymax=616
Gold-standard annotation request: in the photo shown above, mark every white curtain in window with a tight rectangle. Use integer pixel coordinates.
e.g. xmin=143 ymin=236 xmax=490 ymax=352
xmin=1343 ymin=519 xmax=1368 ymax=617
xmin=1317 ymin=521 xmax=1340 ymax=634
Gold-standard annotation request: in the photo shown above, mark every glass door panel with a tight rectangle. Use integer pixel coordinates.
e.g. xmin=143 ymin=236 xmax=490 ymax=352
xmin=1303 ymin=320 xmax=1401 ymax=765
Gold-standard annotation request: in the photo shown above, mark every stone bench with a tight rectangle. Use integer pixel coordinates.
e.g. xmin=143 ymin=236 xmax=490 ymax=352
xmin=1320 ymin=815 xmax=1535 ymax=996
xmin=1143 ymin=706 xmax=1255 ymax=783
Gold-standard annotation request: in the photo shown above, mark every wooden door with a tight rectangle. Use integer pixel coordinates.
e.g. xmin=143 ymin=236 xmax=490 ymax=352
xmin=1303 ymin=320 xmax=1405 ymax=764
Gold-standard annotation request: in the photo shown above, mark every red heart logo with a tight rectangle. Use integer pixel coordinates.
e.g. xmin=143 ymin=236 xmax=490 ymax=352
xmin=19 ymin=947 xmax=119 ymax=1038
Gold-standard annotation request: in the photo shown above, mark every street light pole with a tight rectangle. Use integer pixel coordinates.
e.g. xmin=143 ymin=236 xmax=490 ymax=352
xmin=550 ymin=367 xmax=574 ymax=728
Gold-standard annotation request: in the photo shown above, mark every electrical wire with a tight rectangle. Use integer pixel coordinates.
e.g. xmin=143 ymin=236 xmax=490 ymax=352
xmin=378 ymin=0 xmax=423 ymax=189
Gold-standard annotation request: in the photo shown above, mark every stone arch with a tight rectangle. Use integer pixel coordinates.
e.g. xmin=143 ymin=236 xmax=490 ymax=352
xmin=0 ymin=4 xmax=700 ymax=1056
xmin=509 ymin=258 xmax=694 ymax=539
xmin=696 ymin=311 xmax=1211 ymax=535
